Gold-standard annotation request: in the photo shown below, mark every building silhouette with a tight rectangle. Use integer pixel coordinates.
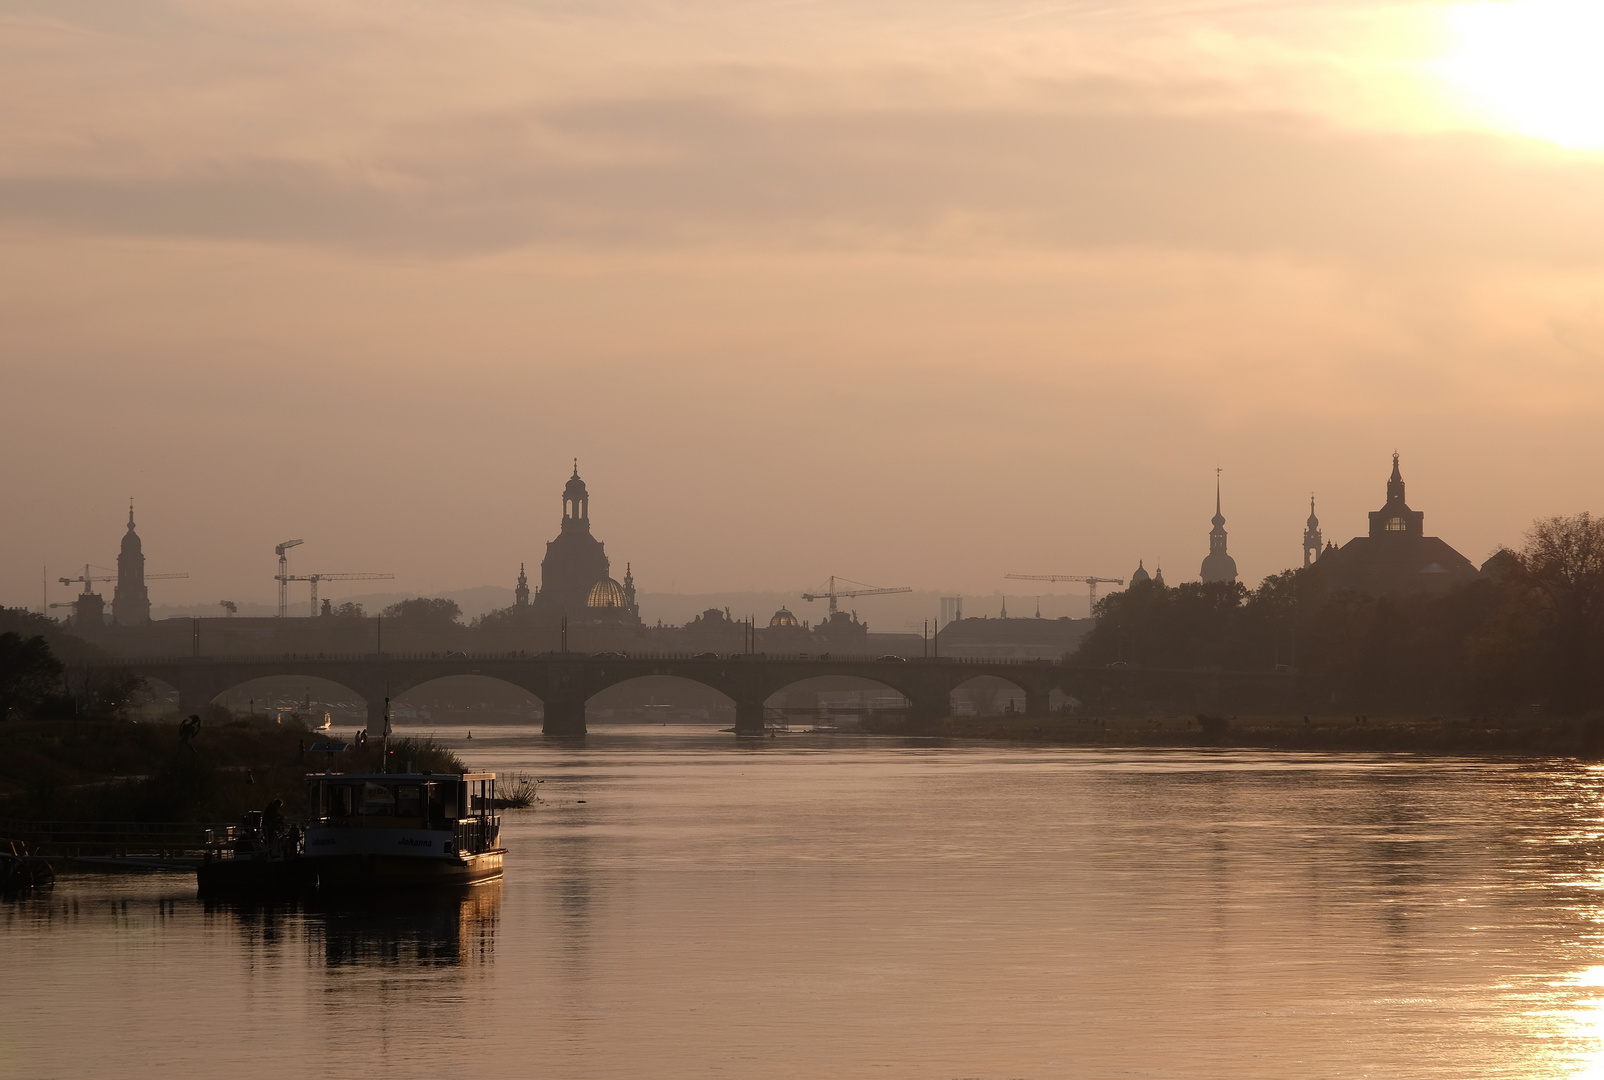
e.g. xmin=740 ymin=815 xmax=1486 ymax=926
xmin=1129 ymin=560 xmax=1151 ymax=587
xmin=113 ymin=500 xmax=151 ymax=626
xmin=1302 ymin=497 xmax=1322 ymax=568
xmin=1199 ymin=476 xmax=1238 ymax=584
xmin=1313 ymin=453 xmax=1478 ymax=595
xmin=528 ymin=462 xmax=641 ymax=628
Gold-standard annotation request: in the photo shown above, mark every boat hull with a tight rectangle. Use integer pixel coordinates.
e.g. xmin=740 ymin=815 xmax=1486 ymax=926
xmin=197 ymin=854 xmax=316 ymax=896
xmin=306 ymin=849 xmax=505 ymax=889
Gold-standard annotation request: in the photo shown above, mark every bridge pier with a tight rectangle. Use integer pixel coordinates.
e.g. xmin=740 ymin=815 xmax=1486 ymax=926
xmin=543 ymin=695 xmax=587 ymax=737
xmin=908 ymin=690 xmax=949 ymax=725
xmin=734 ymin=701 xmax=766 ymax=737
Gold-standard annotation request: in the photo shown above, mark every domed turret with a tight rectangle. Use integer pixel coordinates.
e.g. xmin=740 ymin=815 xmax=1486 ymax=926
xmin=1303 ymin=495 xmax=1323 ymax=567
xmin=563 ymin=460 xmax=589 ymax=525
xmin=1130 ymin=560 xmax=1151 ymax=586
xmin=769 ymin=607 xmax=799 ymax=628
xmin=587 ymin=578 xmax=627 ymax=608
xmin=120 ymin=504 xmax=143 ymax=558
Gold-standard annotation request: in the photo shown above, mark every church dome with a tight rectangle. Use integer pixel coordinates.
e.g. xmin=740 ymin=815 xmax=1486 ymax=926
xmin=769 ymin=607 xmax=799 ymax=628
xmin=1130 ymin=560 xmax=1150 ymax=586
xmin=587 ymin=578 xmax=627 ymax=608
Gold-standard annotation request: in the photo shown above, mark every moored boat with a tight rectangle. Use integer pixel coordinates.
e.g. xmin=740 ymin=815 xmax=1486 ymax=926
xmin=197 ymin=772 xmax=506 ymax=896
xmin=302 ymin=772 xmax=504 ymax=888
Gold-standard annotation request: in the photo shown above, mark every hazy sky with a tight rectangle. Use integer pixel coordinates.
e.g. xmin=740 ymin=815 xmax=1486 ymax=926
xmin=4 ymin=0 xmax=1603 ymax=612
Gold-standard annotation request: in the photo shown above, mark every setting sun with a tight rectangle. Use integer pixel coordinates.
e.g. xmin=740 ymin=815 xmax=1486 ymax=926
xmin=1438 ymin=0 xmax=1604 ymax=149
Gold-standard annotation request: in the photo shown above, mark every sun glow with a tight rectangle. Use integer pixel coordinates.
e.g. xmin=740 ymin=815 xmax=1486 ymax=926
xmin=1437 ymin=0 xmax=1604 ymax=149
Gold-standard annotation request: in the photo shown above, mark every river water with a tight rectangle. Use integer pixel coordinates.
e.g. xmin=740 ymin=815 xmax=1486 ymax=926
xmin=5 ymin=725 xmax=1604 ymax=1079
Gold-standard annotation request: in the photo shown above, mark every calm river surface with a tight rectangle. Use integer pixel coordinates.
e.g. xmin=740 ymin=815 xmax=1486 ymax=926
xmin=7 ymin=726 xmax=1604 ymax=1079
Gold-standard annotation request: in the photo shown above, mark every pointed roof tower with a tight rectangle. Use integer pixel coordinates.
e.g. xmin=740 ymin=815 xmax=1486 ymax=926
xmin=1200 ymin=470 xmax=1239 ymax=584
xmin=113 ymin=498 xmax=151 ymax=626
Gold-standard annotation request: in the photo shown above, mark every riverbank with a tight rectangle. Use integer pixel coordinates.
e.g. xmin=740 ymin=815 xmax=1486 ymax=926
xmin=856 ymin=712 xmax=1604 ymax=757
xmin=0 ymin=719 xmax=463 ymax=822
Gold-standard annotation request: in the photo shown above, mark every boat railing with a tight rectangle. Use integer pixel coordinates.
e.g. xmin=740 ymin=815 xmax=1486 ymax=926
xmin=454 ymin=816 xmax=501 ymax=854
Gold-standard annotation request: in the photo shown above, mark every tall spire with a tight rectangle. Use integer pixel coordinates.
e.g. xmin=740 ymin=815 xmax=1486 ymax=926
xmin=127 ymin=498 xmax=136 ymax=531
xmin=1387 ymin=451 xmax=1406 ymax=505
xmin=1303 ymin=493 xmax=1323 ymax=568
xmin=1201 ymin=469 xmax=1238 ymax=583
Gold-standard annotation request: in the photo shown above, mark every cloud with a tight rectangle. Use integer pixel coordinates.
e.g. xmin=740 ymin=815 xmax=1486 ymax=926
xmin=3 ymin=93 xmax=1602 ymax=262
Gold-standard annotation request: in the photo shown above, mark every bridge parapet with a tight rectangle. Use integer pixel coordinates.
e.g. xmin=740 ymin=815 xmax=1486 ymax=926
xmin=119 ymin=652 xmax=1294 ymax=735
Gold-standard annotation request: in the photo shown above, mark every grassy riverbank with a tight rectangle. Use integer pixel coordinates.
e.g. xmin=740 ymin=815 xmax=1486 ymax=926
xmin=0 ymin=719 xmax=463 ymax=823
xmin=856 ymin=712 xmax=1604 ymax=757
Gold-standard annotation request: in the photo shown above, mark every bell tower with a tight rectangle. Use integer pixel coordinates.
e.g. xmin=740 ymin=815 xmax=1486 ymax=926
xmin=562 ymin=460 xmax=589 ymax=531
xmin=1303 ymin=496 xmax=1322 ymax=568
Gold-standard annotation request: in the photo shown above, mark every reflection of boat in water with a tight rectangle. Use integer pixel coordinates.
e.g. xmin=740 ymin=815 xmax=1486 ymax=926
xmin=198 ymin=772 xmax=505 ymax=895
xmin=316 ymin=712 xmax=333 ymax=731
xmin=204 ymin=881 xmax=502 ymax=968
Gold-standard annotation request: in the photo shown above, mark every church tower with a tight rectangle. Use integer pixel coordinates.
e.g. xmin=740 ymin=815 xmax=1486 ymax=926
xmin=1368 ymin=452 xmax=1424 ymax=540
xmin=1303 ymin=496 xmax=1322 ymax=568
xmin=515 ymin=563 xmax=530 ymax=607
xmin=112 ymin=500 xmax=151 ymax=626
xmin=536 ymin=461 xmax=613 ymax=621
xmin=1199 ymin=473 xmax=1239 ymax=584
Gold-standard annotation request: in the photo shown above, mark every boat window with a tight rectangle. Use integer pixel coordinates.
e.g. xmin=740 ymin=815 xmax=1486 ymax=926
xmin=395 ymin=785 xmax=422 ymax=817
xmin=361 ymin=783 xmax=396 ymax=815
xmin=327 ymin=784 xmax=355 ymax=818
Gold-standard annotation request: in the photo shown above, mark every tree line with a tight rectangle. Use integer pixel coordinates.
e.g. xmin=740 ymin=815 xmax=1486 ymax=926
xmin=0 ymin=609 xmax=146 ymax=721
xmin=1071 ymin=512 xmax=1604 ymax=717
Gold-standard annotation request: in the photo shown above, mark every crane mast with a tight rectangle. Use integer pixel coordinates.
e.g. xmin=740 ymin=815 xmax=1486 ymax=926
xmin=274 ymin=539 xmax=304 ymax=617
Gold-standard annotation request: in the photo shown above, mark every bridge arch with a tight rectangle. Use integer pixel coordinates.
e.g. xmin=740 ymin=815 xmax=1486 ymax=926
xmin=389 ymin=674 xmax=545 ymax=727
xmin=199 ymin=674 xmax=374 ymax=724
xmin=585 ymin=674 xmax=737 ymax=726
xmin=763 ymin=674 xmax=912 ymax=729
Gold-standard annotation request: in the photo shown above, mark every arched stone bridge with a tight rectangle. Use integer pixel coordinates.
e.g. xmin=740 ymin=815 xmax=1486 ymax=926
xmin=124 ymin=653 xmax=1296 ymax=736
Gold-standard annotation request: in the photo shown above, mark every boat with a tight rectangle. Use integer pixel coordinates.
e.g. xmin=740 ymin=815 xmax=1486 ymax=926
xmin=196 ymin=811 xmax=315 ymax=896
xmin=197 ymin=772 xmax=505 ymax=895
xmin=301 ymin=771 xmax=505 ymax=888
xmin=316 ymin=712 xmax=333 ymax=731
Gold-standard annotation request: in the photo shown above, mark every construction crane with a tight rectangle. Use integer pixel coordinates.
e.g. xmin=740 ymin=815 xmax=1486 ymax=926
xmin=801 ymin=575 xmax=912 ymax=615
xmin=283 ymin=572 xmax=396 ymax=616
xmin=1004 ymin=573 xmax=1125 ymax=613
xmin=58 ymin=564 xmax=189 ymax=593
xmin=274 ymin=539 xmax=304 ymax=617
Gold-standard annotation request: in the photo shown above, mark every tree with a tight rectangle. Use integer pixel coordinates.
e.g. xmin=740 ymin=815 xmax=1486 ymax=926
xmin=1518 ymin=512 xmax=1604 ymax=709
xmin=0 ymin=632 xmax=65 ymax=720
xmin=332 ymin=601 xmax=365 ymax=619
xmin=381 ymin=597 xmax=462 ymax=626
